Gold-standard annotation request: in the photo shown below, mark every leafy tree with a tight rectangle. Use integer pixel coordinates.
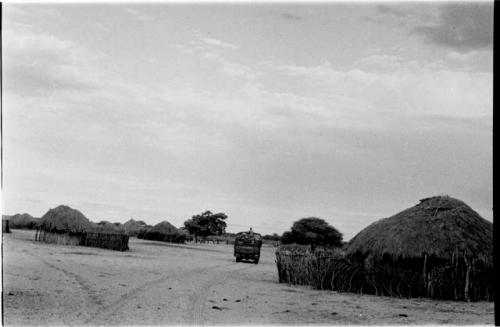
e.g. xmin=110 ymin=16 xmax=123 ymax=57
xmin=184 ymin=210 xmax=227 ymax=242
xmin=281 ymin=217 xmax=343 ymax=248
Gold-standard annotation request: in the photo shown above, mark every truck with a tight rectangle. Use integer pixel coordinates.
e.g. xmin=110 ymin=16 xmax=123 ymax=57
xmin=234 ymin=229 xmax=262 ymax=264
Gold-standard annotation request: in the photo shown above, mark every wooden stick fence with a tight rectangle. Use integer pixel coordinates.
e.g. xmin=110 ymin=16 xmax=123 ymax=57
xmin=36 ymin=230 xmax=129 ymax=251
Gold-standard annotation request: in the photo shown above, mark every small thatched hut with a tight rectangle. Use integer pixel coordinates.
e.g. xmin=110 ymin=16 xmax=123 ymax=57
xmin=36 ymin=205 xmax=91 ymax=245
xmin=141 ymin=221 xmax=185 ymax=243
xmin=344 ymin=196 xmax=493 ymax=301
xmin=123 ymin=219 xmax=149 ymax=237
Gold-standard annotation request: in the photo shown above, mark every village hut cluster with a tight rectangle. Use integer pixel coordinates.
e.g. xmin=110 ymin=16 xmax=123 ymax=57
xmin=276 ymin=196 xmax=493 ymax=302
xmin=137 ymin=221 xmax=186 ymax=243
xmin=4 ymin=205 xmax=189 ymax=251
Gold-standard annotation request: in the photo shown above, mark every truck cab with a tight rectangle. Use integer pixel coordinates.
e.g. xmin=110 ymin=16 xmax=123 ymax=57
xmin=234 ymin=230 xmax=262 ymax=264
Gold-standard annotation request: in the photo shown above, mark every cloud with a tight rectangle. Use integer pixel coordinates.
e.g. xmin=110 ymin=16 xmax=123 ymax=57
xmin=413 ymin=3 xmax=493 ymax=52
xmin=262 ymin=58 xmax=492 ymax=121
xmin=281 ymin=13 xmax=302 ymax=21
xmin=202 ymin=52 xmax=257 ymax=79
xmin=125 ymin=7 xmax=154 ymax=21
xmin=355 ymin=54 xmax=409 ymax=70
xmin=200 ymin=37 xmax=238 ymax=49
xmin=175 ymin=37 xmax=254 ymax=79
xmin=365 ymin=3 xmax=436 ymax=28
xmin=376 ymin=4 xmax=408 ymax=17
xmin=3 ymin=28 xmax=102 ymax=96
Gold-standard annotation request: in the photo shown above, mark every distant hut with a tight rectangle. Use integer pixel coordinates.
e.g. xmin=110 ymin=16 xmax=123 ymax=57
xmin=93 ymin=220 xmax=125 ymax=234
xmin=36 ymin=205 xmax=91 ymax=246
xmin=6 ymin=213 xmax=40 ymax=229
xmin=123 ymin=219 xmax=149 ymax=237
xmin=344 ymin=196 xmax=493 ymax=301
xmin=142 ymin=221 xmax=185 ymax=243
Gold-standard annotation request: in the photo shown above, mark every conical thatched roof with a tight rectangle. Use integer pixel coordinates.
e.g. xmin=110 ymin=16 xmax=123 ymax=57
xmin=346 ymin=196 xmax=493 ymax=264
xmin=39 ymin=205 xmax=91 ymax=233
xmin=148 ymin=221 xmax=180 ymax=235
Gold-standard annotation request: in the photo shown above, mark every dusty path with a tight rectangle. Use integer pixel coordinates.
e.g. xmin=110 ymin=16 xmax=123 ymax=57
xmin=2 ymin=230 xmax=494 ymax=325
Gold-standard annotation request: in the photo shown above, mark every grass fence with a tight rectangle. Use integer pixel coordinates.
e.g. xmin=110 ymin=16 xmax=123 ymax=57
xmin=275 ymin=246 xmax=493 ymax=301
xmin=275 ymin=246 xmax=347 ymax=290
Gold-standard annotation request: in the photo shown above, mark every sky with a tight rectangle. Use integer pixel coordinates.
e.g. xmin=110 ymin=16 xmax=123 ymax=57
xmin=1 ymin=2 xmax=493 ymax=241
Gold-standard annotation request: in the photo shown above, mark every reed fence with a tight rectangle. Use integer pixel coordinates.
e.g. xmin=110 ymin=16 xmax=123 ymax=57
xmin=36 ymin=230 xmax=129 ymax=251
xmin=275 ymin=247 xmax=493 ymax=301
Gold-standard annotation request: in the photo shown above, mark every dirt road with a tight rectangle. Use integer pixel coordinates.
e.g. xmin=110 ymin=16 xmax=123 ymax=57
xmin=2 ymin=230 xmax=494 ymax=325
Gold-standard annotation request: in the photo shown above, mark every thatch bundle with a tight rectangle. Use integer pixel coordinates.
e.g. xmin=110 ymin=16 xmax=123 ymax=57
xmin=38 ymin=206 xmax=91 ymax=233
xmin=140 ymin=221 xmax=185 ymax=243
xmin=345 ymin=196 xmax=493 ymax=301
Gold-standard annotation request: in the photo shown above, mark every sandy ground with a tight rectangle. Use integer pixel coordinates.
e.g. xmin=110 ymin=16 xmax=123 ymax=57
xmin=2 ymin=230 xmax=494 ymax=325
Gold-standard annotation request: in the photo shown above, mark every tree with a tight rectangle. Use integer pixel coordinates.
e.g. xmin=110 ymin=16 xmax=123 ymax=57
xmin=184 ymin=211 xmax=228 ymax=242
xmin=281 ymin=217 xmax=343 ymax=248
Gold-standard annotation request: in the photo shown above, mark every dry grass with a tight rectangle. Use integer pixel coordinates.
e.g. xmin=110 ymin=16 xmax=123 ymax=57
xmin=275 ymin=245 xmax=345 ymax=289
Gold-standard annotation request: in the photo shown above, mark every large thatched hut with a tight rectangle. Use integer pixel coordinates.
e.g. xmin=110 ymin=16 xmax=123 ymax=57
xmin=344 ymin=196 xmax=493 ymax=301
xmin=36 ymin=205 xmax=129 ymax=251
xmin=140 ymin=221 xmax=185 ymax=243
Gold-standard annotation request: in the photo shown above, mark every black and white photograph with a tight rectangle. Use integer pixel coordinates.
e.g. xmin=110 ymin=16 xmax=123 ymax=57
xmin=1 ymin=1 xmax=494 ymax=325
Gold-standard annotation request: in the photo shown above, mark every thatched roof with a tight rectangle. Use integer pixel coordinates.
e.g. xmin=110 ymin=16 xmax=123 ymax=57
xmin=346 ymin=196 xmax=493 ymax=264
xmin=39 ymin=205 xmax=91 ymax=233
xmin=148 ymin=221 xmax=180 ymax=235
xmin=123 ymin=219 xmax=149 ymax=234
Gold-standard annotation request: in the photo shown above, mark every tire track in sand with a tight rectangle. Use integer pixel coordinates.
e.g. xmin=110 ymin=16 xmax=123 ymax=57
xmin=186 ymin=262 xmax=252 ymax=325
xmin=24 ymin=252 xmax=102 ymax=323
xmin=86 ymin=263 xmax=224 ymax=325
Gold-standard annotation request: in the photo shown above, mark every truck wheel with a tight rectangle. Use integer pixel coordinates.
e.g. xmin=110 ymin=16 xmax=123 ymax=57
xmin=236 ymin=257 xmax=241 ymax=262
xmin=254 ymin=257 xmax=259 ymax=264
